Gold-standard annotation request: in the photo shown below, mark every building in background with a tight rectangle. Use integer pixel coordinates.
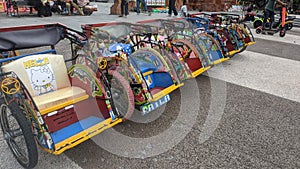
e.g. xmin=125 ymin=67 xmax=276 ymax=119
xmin=187 ymin=0 xmax=236 ymax=12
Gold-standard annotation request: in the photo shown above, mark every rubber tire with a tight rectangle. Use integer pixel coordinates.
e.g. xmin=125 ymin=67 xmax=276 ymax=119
xmin=287 ymin=23 xmax=293 ymax=30
xmin=0 ymin=103 xmax=38 ymax=169
xmin=253 ymin=20 xmax=263 ymax=29
xmin=256 ymin=28 xmax=262 ymax=34
xmin=279 ymin=28 xmax=286 ymax=37
xmin=107 ymin=70 xmax=135 ymax=121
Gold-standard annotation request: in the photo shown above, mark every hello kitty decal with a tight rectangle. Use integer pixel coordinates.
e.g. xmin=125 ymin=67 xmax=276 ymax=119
xmin=23 ymin=57 xmax=57 ymax=96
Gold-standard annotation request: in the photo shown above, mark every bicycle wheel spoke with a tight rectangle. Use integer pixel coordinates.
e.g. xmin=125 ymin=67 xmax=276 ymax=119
xmin=9 ymin=137 xmax=28 ymax=163
xmin=1 ymin=103 xmax=37 ymax=168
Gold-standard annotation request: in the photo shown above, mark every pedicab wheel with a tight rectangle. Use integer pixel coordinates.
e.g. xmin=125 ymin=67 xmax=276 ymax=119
xmin=256 ymin=27 xmax=262 ymax=34
xmin=108 ymin=70 xmax=134 ymax=121
xmin=280 ymin=28 xmax=286 ymax=37
xmin=0 ymin=103 xmax=38 ymax=169
xmin=253 ymin=20 xmax=263 ymax=29
xmin=287 ymin=23 xmax=293 ymax=30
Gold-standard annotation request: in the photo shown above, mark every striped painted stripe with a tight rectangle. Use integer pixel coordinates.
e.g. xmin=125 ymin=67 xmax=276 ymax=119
xmin=250 ymin=28 xmax=300 ymax=45
xmin=205 ymin=50 xmax=300 ymax=103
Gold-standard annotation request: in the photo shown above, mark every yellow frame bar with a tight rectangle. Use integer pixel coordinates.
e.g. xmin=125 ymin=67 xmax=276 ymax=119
xmin=192 ymin=66 xmax=211 ymax=78
xmin=228 ymin=50 xmax=240 ymax=56
xmin=246 ymin=42 xmax=256 ymax=46
xmin=151 ymin=83 xmax=183 ymax=102
xmin=212 ymin=57 xmax=230 ymax=65
xmin=39 ymin=95 xmax=89 ymax=115
xmin=47 ymin=118 xmax=123 ymax=155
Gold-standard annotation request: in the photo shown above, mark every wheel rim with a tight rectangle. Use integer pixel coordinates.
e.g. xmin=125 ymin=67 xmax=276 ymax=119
xmin=254 ymin=20 xmax=262 ymax=28
xmin=256 ymin=28 xmax=261 ymax=34
xmin=0 ymin=105 xmax=29 ymax=165
xmin=110 ymin=76 xmax=131 ymax=119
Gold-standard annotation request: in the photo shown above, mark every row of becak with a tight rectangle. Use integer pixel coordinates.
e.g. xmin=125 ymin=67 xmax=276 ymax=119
xmin=0 ymin=12 xmax=255 ymax=168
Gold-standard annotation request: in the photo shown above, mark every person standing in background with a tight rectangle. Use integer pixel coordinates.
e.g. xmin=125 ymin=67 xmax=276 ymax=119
xmin=136 ymin=0 xmax=147 ymax=15
xmin=38 ymin=0 xmax=52 ymax=17
xmin=180 ymin=0 xmax=188 ymax=17
xmin=119 ymin=0 xmax=129 ymax=17
xmin=224 ymin=3 xmax=229 ymax=12
xmin=263 ymin=0 xmax=286 ymax=30
xmin=62 ymin=0 xmax=84 ymax=16
xmin=168 ymin=0 xmax=178 ymax=17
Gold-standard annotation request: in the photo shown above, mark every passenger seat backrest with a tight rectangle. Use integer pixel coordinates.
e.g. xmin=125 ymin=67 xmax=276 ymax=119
xmin=2 ymin=54 xmax=71 ymax=96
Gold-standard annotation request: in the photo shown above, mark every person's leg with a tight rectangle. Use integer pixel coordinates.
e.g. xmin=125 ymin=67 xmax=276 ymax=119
xmin=72 ymin=2 xmax=84 ymax=15
xmin=263 ymin=9 xmax=271 ymax=29
xmin=70 ymin=2 xmax=74 ymax=14
xmin=125 ymin=1 xmax=128 ymax=16
xmin=270 ymin=10 xmax=275 ymax=29
xmin=121 ymin=0 xmax=124 ymax=16
xmin=141 ymin=0 xmax=147 ymax=13
xmin=36 ymin=3 xmax=42 ymax=17
xmin=170 ymin=0 xmax=177 ymax=16
xmin=46 ymin=3 xmax=52 ymax=16
xmin=173 ymin=2 xmax=178 ymax=16
xmin=136 ymin=0 xmax=140 ymax=13
xmin=66 ymin=2 xmax=71 ymax=15
xmin=168 ymin=0 xmax=172 ymax=16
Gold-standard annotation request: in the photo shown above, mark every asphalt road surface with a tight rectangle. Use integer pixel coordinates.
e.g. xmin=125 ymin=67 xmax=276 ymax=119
xmin=0 ymin=3 xmax=299 ymax=169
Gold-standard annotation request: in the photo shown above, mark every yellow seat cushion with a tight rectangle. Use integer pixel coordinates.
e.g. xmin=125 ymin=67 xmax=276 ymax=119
xmin=33 ymin=86 xmax=88 ymax=115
